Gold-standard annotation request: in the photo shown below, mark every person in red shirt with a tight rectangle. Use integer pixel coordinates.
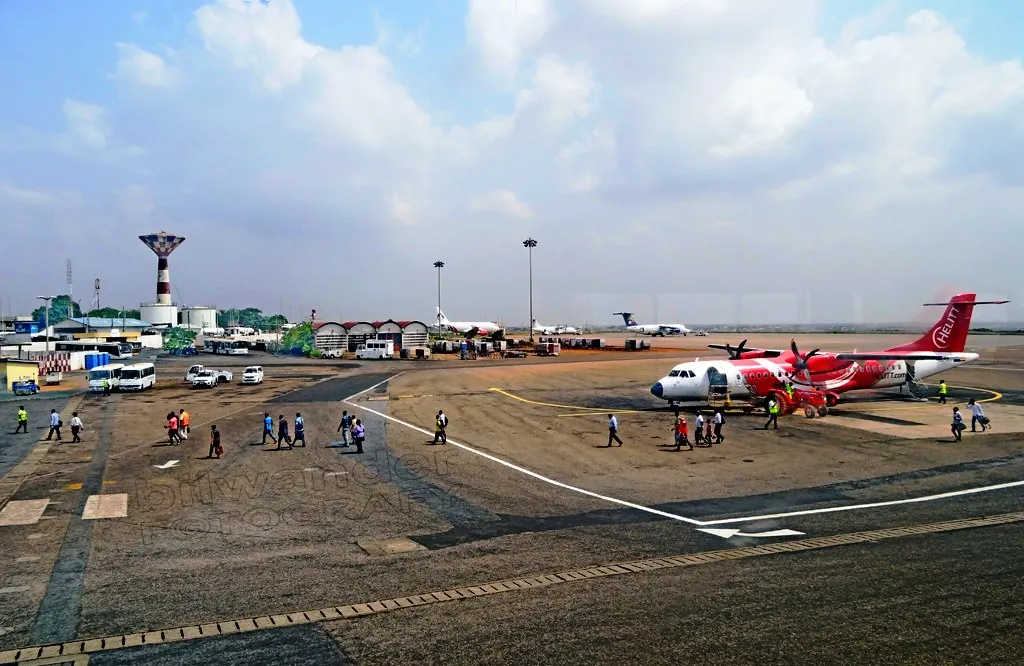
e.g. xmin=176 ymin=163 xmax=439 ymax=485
xmin=673 ymin=412 xmax=692 ymax=451
xmin=166 ymin=412 xmax=180 ymax=445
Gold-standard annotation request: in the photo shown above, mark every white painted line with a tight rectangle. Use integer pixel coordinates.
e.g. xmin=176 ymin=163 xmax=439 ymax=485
xmin=82 ymin=493 xmax=128 ymax=520
xmin=0 ymin=499 xmax=50 ymax=526
xmin=343 ymin=375 xmax=705 ymax=526
xmin=697 ymin=528 xmax=805 ymax=539
xmin=16 ymin=556 xmax=41 ymax=563
xmin=325 ymin=471 xmax=347 ymax=477
xmin=344 ymin=373 xmax=1024 ymax=530
xmin=27 ymin=533 xmax=44 ymax=540
xmin=0 ymin=586 xmax=29 ymax=595
xmin=695 ymin=479 xmax=1024 ymax=526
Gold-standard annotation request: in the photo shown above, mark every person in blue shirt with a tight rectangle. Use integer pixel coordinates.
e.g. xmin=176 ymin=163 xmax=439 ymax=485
xmin=262 ymin=412 xmax=277 ymax=445
xmin=336 ymin=410 xmax=352 ymax=447
xmin=294 ymin=412 xmax=306 ymax=447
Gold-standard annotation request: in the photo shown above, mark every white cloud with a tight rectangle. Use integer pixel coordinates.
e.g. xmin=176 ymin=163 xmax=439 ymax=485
xmin=465 ymin=0 xmax=550 ymax=81
xmin=114 ymin=43 xmax=182 ymax=87
xmin=468 ymin=189 xmax=534 ymax=219
xmin=3 ymin=0 xmax=1024 ymax=322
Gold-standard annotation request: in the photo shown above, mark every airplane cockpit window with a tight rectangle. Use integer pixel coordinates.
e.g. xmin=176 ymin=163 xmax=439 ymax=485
xmin=669 ymin=370 xmax=680 ymax=377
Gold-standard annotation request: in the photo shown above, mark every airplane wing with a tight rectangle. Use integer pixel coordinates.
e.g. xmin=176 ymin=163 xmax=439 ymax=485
xmin=835 ymin=352 xmax=953 ymax=361
xmin=707 ymin=344 xmax=786 ymax=354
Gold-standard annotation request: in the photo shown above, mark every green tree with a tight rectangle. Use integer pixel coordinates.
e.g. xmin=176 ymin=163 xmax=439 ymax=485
xmin=86 ymin=307 xmax=142 ymax=320
xmin=32 ymin=295 xmax=82 ymax=326
xmin=218 ymin=307 xmax=288 ymax=330
xmin=161 ymin=327 xmax=197 ymax=351
xmin=280 ymin=322 xmax=314 ymax=355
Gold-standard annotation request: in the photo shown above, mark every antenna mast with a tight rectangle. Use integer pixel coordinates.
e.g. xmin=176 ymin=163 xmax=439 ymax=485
xmin=93 ymin=279 xmax=101 ymax=311
xmin=66 ymin=259 xmax=73 ymax=302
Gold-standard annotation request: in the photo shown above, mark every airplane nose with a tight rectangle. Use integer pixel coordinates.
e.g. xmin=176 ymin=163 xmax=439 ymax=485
xmin=651 ymin=382 xmax=664 ymax=398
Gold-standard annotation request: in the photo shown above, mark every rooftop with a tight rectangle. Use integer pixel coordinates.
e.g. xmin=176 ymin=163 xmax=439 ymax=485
xmin=64 ymin=317 xmax=153 ymax=328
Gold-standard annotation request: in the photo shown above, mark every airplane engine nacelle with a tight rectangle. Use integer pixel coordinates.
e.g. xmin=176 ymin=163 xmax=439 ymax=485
xmin=824 ymin=392 xmax=840 ymax=407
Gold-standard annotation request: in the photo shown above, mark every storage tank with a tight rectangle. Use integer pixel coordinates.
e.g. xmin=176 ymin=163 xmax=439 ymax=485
xmin=179 ymin=306 xmax=218 ymax=331
xmin=85 ymin=353 xmax=101 ymax=370
xmin=140 ymin=303 xmax=178 ymax=327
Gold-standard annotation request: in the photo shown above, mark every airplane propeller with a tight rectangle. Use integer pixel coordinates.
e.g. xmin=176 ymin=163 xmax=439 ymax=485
xmin=712 ymin=339 xmax=750 ymax=359
xmin=790 ymin=339 xmax=821 ymax=389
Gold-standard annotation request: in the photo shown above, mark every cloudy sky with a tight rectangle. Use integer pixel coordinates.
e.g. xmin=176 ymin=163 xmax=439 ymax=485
xmin=1 ymin=0 xmax=1021 ymax=326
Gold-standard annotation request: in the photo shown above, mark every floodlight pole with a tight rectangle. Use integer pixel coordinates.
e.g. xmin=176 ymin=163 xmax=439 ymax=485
xmin=433 ymin=260 xmax=444 ymax=336
xmin=523 ymin=238 xmax=537 ymax=343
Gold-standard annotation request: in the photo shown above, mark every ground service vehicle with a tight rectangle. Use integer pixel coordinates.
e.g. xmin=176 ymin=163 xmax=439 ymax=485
xmin=88 ymin=363 xmax=125 ymax=392
xmin=119 ymin=363 xmax=156 ymax=391
xmin=355 ymin=339 xmax=395 ymax=360
xmin=185 ymin=364 xmax=233 ymax=384
xmin=242 ymin=366 xmax=264 ymax=384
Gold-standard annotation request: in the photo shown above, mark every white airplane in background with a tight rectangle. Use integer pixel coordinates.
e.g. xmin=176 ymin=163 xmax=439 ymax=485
xmin=436 ymin=308 xmax=502 ymax=337
xmin=614 ymin=312 xmax=691 ymax=336
xmin=532 ymin=319 xmax=580 ymax=335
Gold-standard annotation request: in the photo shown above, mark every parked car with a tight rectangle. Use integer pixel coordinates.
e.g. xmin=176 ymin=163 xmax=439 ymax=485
xmin=320 ymin=349 xmax=344 ymax=359
xmin=13 ymin=380 xmax=39 ymax=396
xmin=191 ymin=370 xmax=219 ymax=389
xmin=242 ymin=366 xmax=264 ymax=384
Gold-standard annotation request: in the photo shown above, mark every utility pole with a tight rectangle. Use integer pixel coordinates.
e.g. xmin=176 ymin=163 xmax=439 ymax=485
xmin=523 ymin=238 xmax=537 ymax=342
xmin=433 ymin=260 xmax=444 ymax=336
xmin=37 ymin=296 xmax=53 ymax=354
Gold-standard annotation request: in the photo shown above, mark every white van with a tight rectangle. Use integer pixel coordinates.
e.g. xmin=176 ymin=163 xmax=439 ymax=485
xmin=119 ymin=362 xmax=156 ymax=391
xmin=355 ymin=339 xmax=395 ymax=360
xmin=88 ymin=364 xmax=125 ymax=392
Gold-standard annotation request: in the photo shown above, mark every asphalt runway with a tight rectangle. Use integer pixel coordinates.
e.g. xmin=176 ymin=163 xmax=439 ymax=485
xmin=2 ymin=350 xmax=1024 ymax=665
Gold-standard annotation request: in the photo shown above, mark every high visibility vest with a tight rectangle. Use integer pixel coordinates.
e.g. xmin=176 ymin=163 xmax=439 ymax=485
xmin=939 ymin=383 xmax=947 ymax=394
xmin=17 ymin=410 xmax=27 ymax=422
xmin=786 ymin=385 xmax=794 ymax=398
xmin=769 ymin=402 xmax=779 ymax=415
xmin=435 ymin=417 xmax=443 ymax=431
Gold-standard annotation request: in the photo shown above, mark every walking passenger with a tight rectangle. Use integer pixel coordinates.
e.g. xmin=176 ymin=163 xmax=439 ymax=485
xmin=70 ymin=412 xmax=84 ymax=443
xmin=968 ymin=399 xmax=988 ymax=432
xmin=262 ymin=412 xmax=277 ymax=445
xmin=209 ymin=424 xmax=222 ymax=458
xmin=276 ymin=414 xmax=292 ymax=449
xmin=607 ymin=414 xmax=623 ymax=447
xmin=694 ymin=412 xmax=705 ymax=446
xmin=166 ymin=412 xmax=179 ymax=445
xmin=47 ymin=409 xmax=62 ymax=441
xmin=336 ymin=410 xmax=352 ymax=447
xmin=179 ymin=409 xmax=190 ymax=440
xmin=352 ymin=419 xmax=365 ymax=453
xmin=713 ymin=409 xmax=725 ymax=443
xmin=952 ymin=406 xmax=963 ymax=441
xmin=673 ymin=413 xmax=692 ymax=451
xmin=294 ymin=412 xmax=306 ymax=447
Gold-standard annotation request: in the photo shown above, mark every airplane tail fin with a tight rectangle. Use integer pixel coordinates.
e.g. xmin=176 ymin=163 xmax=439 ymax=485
xmin=613 ymin=312 xmax=637 ymax=327
xmin=886 ymin=293 xmax=1007 ymax=353
xmin=436 ymin=307 xmax=450 ymax=326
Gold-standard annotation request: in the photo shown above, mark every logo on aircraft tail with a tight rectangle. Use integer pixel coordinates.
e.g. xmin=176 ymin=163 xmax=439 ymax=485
xmin=931 ymin=305 xmax=959 ymax=349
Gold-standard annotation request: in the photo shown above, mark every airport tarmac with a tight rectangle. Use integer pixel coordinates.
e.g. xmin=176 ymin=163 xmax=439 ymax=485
xmin=1 ymin=334 xmax=1024 ymax=664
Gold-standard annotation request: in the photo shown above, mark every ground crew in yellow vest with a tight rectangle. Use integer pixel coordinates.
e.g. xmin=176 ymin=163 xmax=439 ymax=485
xmin=785 ymin=382 xmax=795 ymax=400
xmin=764 ymin=398 xmax=780 ymax=430
xmin=103 ymin=378 xmax=110 ymax=396
xmin=937 ymin=380 xmax=948 ymax=404
xmin=15 ymin=406 xmax=28 ymax=434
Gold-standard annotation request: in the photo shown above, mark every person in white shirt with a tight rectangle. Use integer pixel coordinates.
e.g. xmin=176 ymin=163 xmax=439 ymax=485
xmin=607 ymin=414 xmax=623 ymax=447
xmin=694 ymin=412 xmax=705 ymax=446
xmin=713 ymin=409 xmax=725 ymax=443
xmin=968 ymin=398 xmax=988 ymax=432
xmin=70 ymin=412 xmax=84 ymax=443
xmin=46 ymin=409 xmax=62 ymax=441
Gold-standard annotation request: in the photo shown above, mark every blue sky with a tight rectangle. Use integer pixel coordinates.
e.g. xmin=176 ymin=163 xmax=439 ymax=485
xmin=1 ymin=1 xmax=1022 ymax=324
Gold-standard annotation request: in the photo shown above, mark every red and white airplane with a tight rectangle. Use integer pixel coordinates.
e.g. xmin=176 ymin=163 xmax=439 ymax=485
xmin=650 ymin=293 xmax=1008 ymax=407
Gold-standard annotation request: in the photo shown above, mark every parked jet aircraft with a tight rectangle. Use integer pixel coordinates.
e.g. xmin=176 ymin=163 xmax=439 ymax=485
xmin=436 ymin=308 xmax=502 ymax=337
xmin=615 ymin=312 xmax=691 ymax=336
xmin=649 ymin=293 xmax=1007 ymax=406
xmin=533 ymin=320 xmax=579 ymax=335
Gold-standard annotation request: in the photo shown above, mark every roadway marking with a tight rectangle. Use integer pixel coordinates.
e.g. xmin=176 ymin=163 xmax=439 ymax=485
xmin=0 ymin=500 xmax=50 ymax=526
xmin=487 ymin=388 xmax=635 ymax=413
xmin=0 ymin=587 xmax=30 ymax=595
xmin=351 ymin=375 xmax=1024 ymax=529
xmin=347 ymin=378 xmax=704 ymax=526
xmin=16 ymin=557 xmax=41 ymax=563
xmin=81 ymin=495 xmax=127 ymax=520
xmin=1 ymin=511 xmax=1021 ymax=665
